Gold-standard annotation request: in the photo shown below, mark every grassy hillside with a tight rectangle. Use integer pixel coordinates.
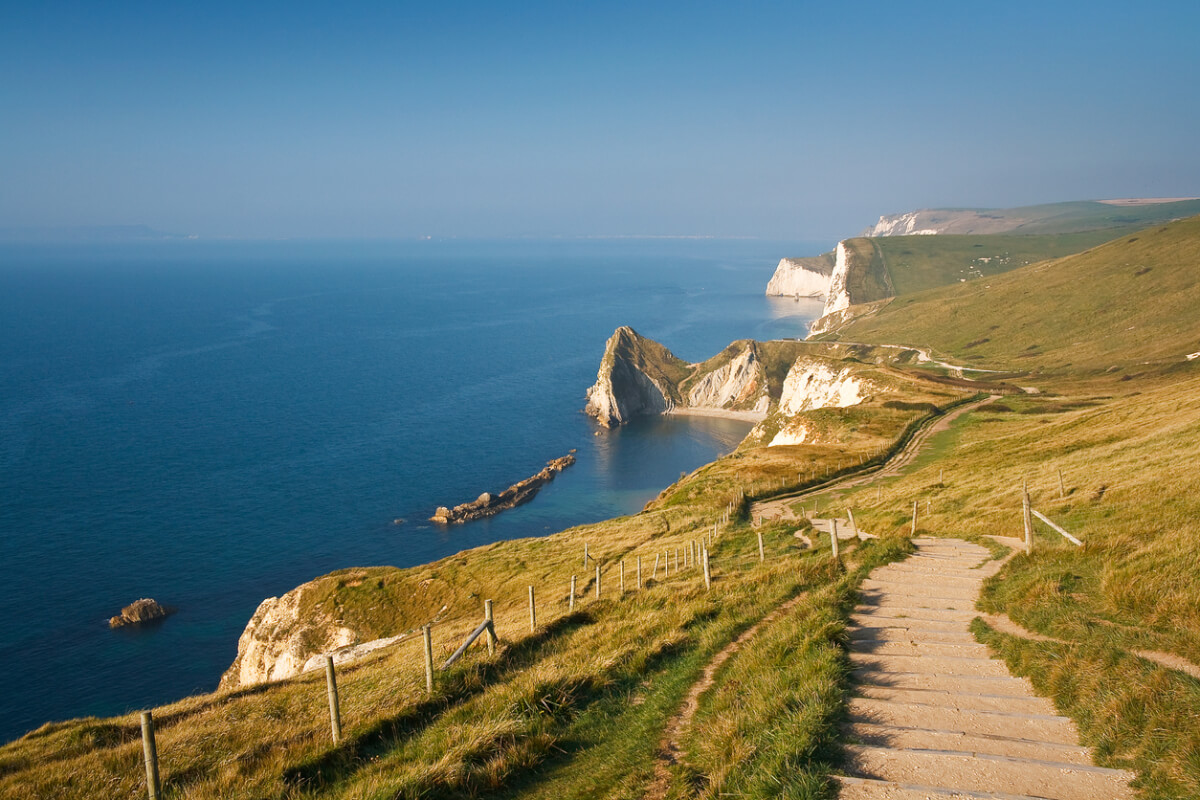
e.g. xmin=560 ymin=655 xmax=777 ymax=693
xmin=867 ymin=199 xmax=1200 ymax=237
xmin=0 ymin=352 xmax=954 ymax=799
xmin=825 ymin=215 xmax=1200 ymax=376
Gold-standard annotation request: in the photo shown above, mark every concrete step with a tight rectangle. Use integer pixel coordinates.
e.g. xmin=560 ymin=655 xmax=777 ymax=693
xmin=851 ymin=669 xmax=1039 ymax=698
xmin=868 ymin=569 xmax=984 ymax=586
xmin=835 ymin=774 xmax=1065 ymax=800
xmin=861 ymin=579 xmax=980 ymax=600
xmin=857 ymin=684 xmax=1058 ymax=715
xmin=849 ymin=627 xmax=980 ymax=645
xmin=842 ymin=744 xmax=1134 ymax=800
xmin=848 ymin=652 xmax=1012 ymax=678
xmin=849 ymin=613 xmax=974 ymax=631
xmin=854 ymin=603 xmax=979 ymax=622
xmin=848 ymin=640 xmax=992 ymax=659
xmin=857 ymin=590 xmax=980 ymax=612
xmin=845 ymin=721 xmax=1094 ymax=765
xmin=847 ymin=698 xmax=1080 ymax=745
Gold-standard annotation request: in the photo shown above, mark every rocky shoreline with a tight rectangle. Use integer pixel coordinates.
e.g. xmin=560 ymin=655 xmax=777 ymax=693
xmin=430 ymin=452 xmax=577 ymax=524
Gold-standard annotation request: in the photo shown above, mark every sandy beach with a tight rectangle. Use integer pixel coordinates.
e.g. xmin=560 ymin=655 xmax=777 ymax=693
xmin=665 ymin=406 xmax=767 ymax=423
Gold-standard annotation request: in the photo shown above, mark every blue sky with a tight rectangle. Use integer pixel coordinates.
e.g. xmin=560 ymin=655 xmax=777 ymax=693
xmin=2 ymin=1 xmax=1199 ymax=240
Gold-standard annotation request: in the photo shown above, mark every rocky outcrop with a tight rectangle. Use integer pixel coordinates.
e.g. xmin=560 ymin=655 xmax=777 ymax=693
xmin=822 ymin=241 xmax=853 ymax=318
xmin=109 ymin=598 xmax=172 ymax=628
xmin=686 ymin=344 xmax=769 ymax=412
xmin=765 ymin=255 xmax=834 ymax=298
xmin=862 ymin=210 xmax=943 ymax=237
xmin=220 ymin=586 xmax=357 ymax=688
xmin=585 ymin=327 xmax=689 ymax=427
xmin=222 ymin=567 xmax=453 ymax=689
xmin=431 ymin=453 xmax=576 ymax=524
xmin=777 ymin=357 xmax=873 ymax=416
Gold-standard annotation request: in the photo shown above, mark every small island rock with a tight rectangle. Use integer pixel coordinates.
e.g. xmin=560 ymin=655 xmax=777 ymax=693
xmin=109 ymin=598 xmax=172 ymax=629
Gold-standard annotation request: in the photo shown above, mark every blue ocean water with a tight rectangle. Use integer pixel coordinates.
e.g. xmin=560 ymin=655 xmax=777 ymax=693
xmin=0 ymin=238 xmax=826 ymax=743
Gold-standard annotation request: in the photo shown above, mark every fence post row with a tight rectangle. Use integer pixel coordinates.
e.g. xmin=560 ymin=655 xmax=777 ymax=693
xmin=484 ymin=599 xmax=496 ymax=655
xmin=1021 ymin=485 xmax=1033 ymax=554
xmin=141 ymin=711 xmax=161 ymax=800
xmin=325 ymin=655 xmax=342 ymax=744
xmin=423 ymin=624 xmax=434 ymax=695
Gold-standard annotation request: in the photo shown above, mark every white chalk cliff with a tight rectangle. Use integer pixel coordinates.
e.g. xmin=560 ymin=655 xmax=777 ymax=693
xmin=765 ymin=258 xmax=831 ymax=298
xmin=765 ymin=356 xmax=877 ymax=447
xmin=821 ymin=241 xmax=852 ymax=317
xmin=686 ymin=344 xmax=769 ymax=413
xmin=865 ymin=211 xmax=941 ymax=237
xmin=584 ymin=327 xmax=682 ymax=427
xmin=220 ymin=585 xmax=357 ymax=689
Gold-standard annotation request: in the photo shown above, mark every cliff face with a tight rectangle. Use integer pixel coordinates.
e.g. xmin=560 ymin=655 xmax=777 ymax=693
xmin=777 ymin=356 xmax=871 ymax=416
xmin=765 ymin=255 xmax=834 ymax=298
xmin=220 ymin=585 xmax=357 ymax=689
xmin=585 ymin=331 xmax=775 ymax=426
xmin=822 ymin=242 xmax=853 ymax=317
xmin=221 ymin=566 xmax=450 ymax=689
xmin=686 ymin=343 xmax=769 ymax=413
xmin=584 ymin=327 xmax=689 ymax=427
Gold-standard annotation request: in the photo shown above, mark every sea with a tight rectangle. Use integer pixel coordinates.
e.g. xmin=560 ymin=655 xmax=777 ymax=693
xmin=0 ymin=237 xmax=827 ymax=743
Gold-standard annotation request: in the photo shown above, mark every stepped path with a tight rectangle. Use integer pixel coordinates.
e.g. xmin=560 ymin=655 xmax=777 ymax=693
xmin=838 ymin=537 xmax=1135 ymax=800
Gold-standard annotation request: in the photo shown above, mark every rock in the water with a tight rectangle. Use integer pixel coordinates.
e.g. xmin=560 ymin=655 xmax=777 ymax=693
xmin=429 ymin=453 xmax=577 ymax=524
xmin=109 ymin=598 xmax=172 ymax=628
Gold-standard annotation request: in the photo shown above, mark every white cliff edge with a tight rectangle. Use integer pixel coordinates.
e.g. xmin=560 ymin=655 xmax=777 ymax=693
xmin=219 ymin=588 xmax=358 ymax=689
xmin=767 ymin=356 xmax=877 ymax=447
xmin=686 ymin=345 xmax=770 ymax=414
xmin=765 ymin=258 xmax=830 ymax=298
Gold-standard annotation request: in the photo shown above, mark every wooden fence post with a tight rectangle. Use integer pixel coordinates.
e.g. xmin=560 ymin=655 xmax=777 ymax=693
xmin=484 ymin=600 xmax=496 ymax=655
xmin=652 ymin=553 xmax=660 ymax=580
xmin=637 ymin=555 xmax=643 ymax=589
xmin=939 ymin=468 xmax=943 ymax=484
xmin=569 ymin=575 xmax=576 ymax=611
xmin=847 ymin=508 xmax=858 ymax=540
xmin=757 ymin=531 xmax=764 ymax=563
xmin=702 ymin=546 xmax=711 ymax=590
xmin=528 ymin=586 xmax=536 ymax=632
xmin=325 ymin=655 xmax=342 ymax=744
xmin=140 ymin=711 xmax=161 ymax=800
xmin=423 ymin=625 xmax=434 ymax=695
xmin=583 ymin=542 xmax=588 ymax=567
xmin=1022 ymin=486 xmax=1034 ymax=554
xmin=1057 ymin=469 xmax=1066 ymax=499
xmin=831 ymin=518 xmax=840 ymax=560
xmin=595 ymin=564 xmax=601 ymax=599
xmin=911 ymin=501 xmax=918 ymax=536
xmin=620 ymin=561 xmax=625 ymax=595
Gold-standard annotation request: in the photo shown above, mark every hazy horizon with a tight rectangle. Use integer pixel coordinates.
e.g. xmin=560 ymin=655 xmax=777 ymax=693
xmin=3 ymin=1 xmax=1199 ymax=241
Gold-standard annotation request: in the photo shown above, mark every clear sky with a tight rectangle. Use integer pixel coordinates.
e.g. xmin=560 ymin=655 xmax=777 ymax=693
xmin=2 ymin=1 xmax=1199 ymax=240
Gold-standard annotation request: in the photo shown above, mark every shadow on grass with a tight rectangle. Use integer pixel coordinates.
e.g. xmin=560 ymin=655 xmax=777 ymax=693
xmin=280 ymin=610 xmax=597 ymax=791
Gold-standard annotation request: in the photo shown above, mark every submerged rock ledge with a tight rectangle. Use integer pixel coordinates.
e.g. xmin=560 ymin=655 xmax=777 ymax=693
xmin=430 ymin=452 xmax=577 ymax=524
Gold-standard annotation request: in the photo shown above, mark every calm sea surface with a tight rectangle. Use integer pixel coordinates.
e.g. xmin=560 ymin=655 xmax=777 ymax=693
xmin=0 ymin=238 xmax=826 ymax=742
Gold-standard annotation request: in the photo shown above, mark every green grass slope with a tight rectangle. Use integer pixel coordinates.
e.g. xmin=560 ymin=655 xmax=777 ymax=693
xmin=827 ymin=215 xmax=1200 ymax=376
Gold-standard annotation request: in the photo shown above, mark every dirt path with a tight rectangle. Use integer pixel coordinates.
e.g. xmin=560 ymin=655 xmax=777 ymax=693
xmin=838 ymin=537 xmax=1135 ymax=799
xmin=751 ymin=394 xmax=999 ymax=524
xmin=643 ymin=590 xmax=812 ymax=800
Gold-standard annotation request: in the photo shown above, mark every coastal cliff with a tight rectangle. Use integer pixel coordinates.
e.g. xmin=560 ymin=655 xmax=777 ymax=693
xmin=220 ymin=566 xmax=451 ymax=689
xmin=585 ymin=331 xmax=773 ymax=426
xmin=764 ymin=254 xmax=834 ymax=298
xmin=584 ymin=327 xmax=689 ymax=427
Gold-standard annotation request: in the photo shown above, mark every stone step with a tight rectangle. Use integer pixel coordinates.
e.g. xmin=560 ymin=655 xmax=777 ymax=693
xmin=851 ymin=669 xmax=1039 ymax=698
xmin=847 ymin=698 xmax=1080 ymax=745
xmin=849 ymin=640 xmax=992 ymax=659
xmin=870 ymin=566 xmax=984 ymax=582
xmin=835 ymin=775 xmax=1063 ymax=800
xmin=849 ymin=651 xmax=1012 ymax=678
xmin=861 ymin=579 xmax=980 ymax=600
xmin=846 ymin=721 xmax=1094 ymax=765
xmin=857 ymin=590 xmax=980 ymax=611
xmin=849 ymin=627 xmax=980 ymax=645
xmin=849 ymin=613 xmax=973 ymax=631
xmin=842 ymin=744 xmax=1135 ymax=800
xmin=857 ymin=684 xmax=1058 ymax=715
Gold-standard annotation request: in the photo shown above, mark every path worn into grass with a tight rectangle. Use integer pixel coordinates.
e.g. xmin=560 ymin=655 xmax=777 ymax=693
xmin=643 ymin=590 xmax=812 ymax=800
xmin=750 ymin=394 xmax=999 ymax=524
xmin=838 ymin=537 xmax=1135 ymax=800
